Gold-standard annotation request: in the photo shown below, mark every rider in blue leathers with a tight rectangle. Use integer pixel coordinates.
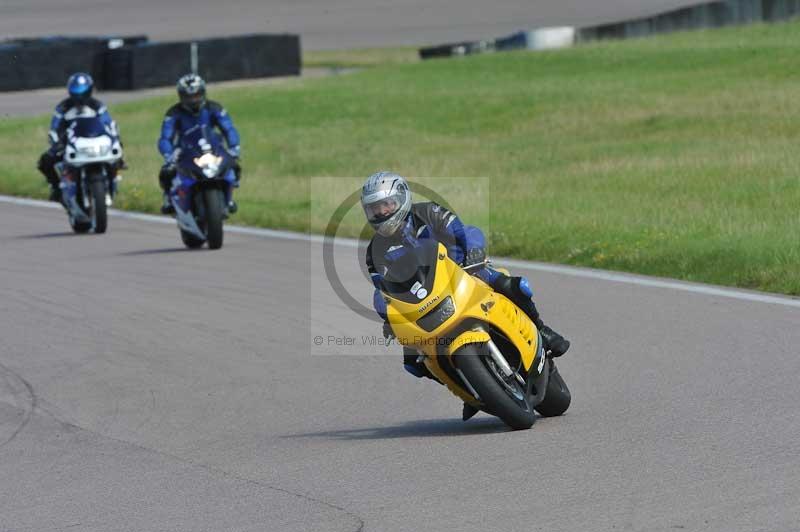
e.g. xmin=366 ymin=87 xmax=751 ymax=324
xmin=37 ymin=73 xmax=123 ymax=202
xmin=157 ymin=74 xmax=241 ymax=214
xmin=361 ymin=171 xmax=570 ymax=381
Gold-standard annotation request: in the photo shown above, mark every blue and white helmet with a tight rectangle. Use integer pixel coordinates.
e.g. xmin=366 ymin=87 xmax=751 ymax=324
xmin=361 ymin=171 xmax=412 ymax=237
xmin=67 ymin=72 xmax=94 ymax=104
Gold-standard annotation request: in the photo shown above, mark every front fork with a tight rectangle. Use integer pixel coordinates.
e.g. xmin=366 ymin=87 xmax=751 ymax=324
xmin=170 ymin=170 xmax=237 ymax=213
xmin=58 ymin=165 xmax=117 ymax=210
xmin=436 ymin=327 xmax=548 ymax=406
xmin=170 ymin=172 xmax=235 ymax=239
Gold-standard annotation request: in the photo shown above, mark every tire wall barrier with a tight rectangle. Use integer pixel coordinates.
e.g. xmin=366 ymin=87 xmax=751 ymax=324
xmin=0 ymin=36 xmax=146 ymax=92
xmin=105 ymin=34 xmax=300 ymax=90
xmin=578 ymin=0 xmax=800 ymax=41
xmin=2 ymin=34 xmax=300 ymax=92
xmin=198 ymin=35 xmax=301 ymax=84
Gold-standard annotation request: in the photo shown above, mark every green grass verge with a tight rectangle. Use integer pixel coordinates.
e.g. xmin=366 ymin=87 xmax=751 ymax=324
xmin=303 ymin=46 xmax=419 ymax=68
xmin=2 ymin=21 xmax=800 ymax=294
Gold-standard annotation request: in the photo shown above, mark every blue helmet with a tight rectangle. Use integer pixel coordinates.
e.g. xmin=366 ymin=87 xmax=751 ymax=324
xmin=67 ymin=73 xmax=94 ymax=104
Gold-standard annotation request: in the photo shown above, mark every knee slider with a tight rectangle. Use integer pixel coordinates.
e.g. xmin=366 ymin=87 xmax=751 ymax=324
xmin=515 ymin=277 xmax=533 ymax=298
xmin=492 ymin=274 xmax=514 ymax=297
xmin=158 ymin=169 xmax=175 ymax=190
xmin=38 ymin=152 xmax=54 ymax=171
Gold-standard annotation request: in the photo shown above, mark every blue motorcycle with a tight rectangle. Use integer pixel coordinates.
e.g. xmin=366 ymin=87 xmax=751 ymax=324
xmin=168 ymin=125 xmax=238 ymax=250
xmin=57 ymin=115 xmax=123 ymax=234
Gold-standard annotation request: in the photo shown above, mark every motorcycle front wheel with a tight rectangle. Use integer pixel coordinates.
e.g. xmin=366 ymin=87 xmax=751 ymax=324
xmin=90 ymin=178 xmax=107 ymax=234
xmin=456 ymin=344 xmax=535 ymax=430
xmin=180 ymin=230 xmax=205 ymax=249
xmin=70 ymin=219 xmax=91 ymax=234
xmin=203 ymin=188 xmax=224 ymax=250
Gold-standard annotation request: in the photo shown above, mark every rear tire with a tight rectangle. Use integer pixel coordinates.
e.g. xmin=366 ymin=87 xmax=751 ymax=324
xmin=535 ymin=360 xmax=571 ymax=417
xmin=204 ymin=189 xmax=224 ymax=250
xmin=181 ymin=230 xmax=205 ymax=249
xmin=456 ymin=345 xmax=535 ymax=430
xmin=90 ymin=179 xmax=107 ymax=234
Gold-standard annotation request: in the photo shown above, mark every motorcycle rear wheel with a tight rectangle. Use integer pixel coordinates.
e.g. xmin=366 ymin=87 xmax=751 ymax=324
xmin=535 ymin=360 xmax=571 ymax=417
xmin=456 ymin=344 xmax=535 ymax=430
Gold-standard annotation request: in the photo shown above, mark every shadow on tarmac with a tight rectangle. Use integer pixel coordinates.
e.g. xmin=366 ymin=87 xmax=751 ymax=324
xmin=14 ymin=231 xmax=79 ymax=239
xmin=117 ymin=247 xmax=197 ymax=256
xmin=284 ymin=417 xmax=514 ymax=441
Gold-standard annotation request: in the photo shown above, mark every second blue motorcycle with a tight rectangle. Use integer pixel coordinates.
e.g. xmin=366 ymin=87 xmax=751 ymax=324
xmin=167 ymin=125 xmax=238 ymax=250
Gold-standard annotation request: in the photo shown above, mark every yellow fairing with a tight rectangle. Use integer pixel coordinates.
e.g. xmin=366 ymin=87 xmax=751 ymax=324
xmin=447 ymin=330 xmax=490 ymax=356
xmin=385 ymin=243 xmax=539 ymax=402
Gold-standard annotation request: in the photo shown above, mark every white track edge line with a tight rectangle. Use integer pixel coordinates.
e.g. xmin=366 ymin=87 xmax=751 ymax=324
xmin=3 ymin=194 xmax=799 ymax=309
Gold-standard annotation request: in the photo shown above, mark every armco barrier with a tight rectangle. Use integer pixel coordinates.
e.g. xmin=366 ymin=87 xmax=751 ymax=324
xmin=420 ymin=28 xmax=575 ymax=59
xmin=419 ymin=0 xmax=800 ymax=60
xmin=0 ymin=36 xmax=147 ymax=92
xmin=104 ymin=34 xmax=301 ymax=90
xmin=419 ymin=40 xmax=494 ymax=59
xmin=578 ymin=0 xmax=800 ymax=41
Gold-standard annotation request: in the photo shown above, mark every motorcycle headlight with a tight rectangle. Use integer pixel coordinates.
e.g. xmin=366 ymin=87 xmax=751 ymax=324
xmin=194 ymin=154 xmax=222 ymax=178
xmin=417 ymin=296 xmax=455 ymax=332
xmin=78 ymin=145 xmax=111 ymax=157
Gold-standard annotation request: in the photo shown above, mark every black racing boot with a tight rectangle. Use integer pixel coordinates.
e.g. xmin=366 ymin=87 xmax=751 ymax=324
xmin=161 ymin=193 xmax=175 ymax=215
xmin=39 ymin=153 xmax=62 ymax=203
xmin=492 ymin=275 xmax=570 ymax=357
xmin=403 ymin=348 xmax=442 ymax=383
xmin=538 ymin=325 xmax=570 ymax=358
xmin=158 ymin=164 xmax=177 ymax=214
xmin=227 ymin=200 xmax=238 ymax=214
xmin=48 ymin=185 xmax=62 ymax=203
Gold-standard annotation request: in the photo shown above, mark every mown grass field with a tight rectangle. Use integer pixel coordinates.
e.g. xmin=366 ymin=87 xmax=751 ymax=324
xmin=2 ymin=21 xmax=799 ymax=294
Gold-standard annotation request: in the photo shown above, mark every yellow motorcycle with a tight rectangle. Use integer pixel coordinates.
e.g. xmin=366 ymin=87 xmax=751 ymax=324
xmin=379 ymin=240 xmax=571 ymax=430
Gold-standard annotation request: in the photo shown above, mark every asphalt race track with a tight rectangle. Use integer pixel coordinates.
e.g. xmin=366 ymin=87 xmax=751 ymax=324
xmin=1 ymin=198 xmax=798 ymax=531
xmin=2 ymin=0 xmax=707 ymax=49
xmin=3 ymin=1 xmax=800 ymax=529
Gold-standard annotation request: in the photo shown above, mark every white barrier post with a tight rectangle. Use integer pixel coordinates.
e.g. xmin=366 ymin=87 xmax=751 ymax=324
xmin=526 ymin=27 xmax=576 ymax=50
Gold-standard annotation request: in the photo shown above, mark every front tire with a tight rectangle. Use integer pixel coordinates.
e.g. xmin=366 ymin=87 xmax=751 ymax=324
xmin=90 ymin=179 xmax=107 ymax=234
xmin=456 ymin=345 xmax=535 ymax=430
xmin=535 ymin=360 xmax=571 ymax=417
xmin=203 ymin=189 xmax=224 ymax=249
xmin=180 ymin=230 xmax=205 ymax=249
xmin=71 ymin=219 xmax=91 ymax=234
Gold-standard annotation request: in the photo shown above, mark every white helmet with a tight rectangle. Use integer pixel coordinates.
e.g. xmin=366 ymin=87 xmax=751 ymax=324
xmin=361 ymin=171 xmax=412 ymax=237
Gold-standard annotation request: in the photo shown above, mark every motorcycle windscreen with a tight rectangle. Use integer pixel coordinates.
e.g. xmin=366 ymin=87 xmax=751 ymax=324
xmin=177 ymin=126 xmax=228 ymax=178
xmin=374 ymin=239 xmax=439 ymax=304
xmin=178 ymin=125 xmax=225 ymax=157
xmin=68 ymin=117 xmax=108 ymax=138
